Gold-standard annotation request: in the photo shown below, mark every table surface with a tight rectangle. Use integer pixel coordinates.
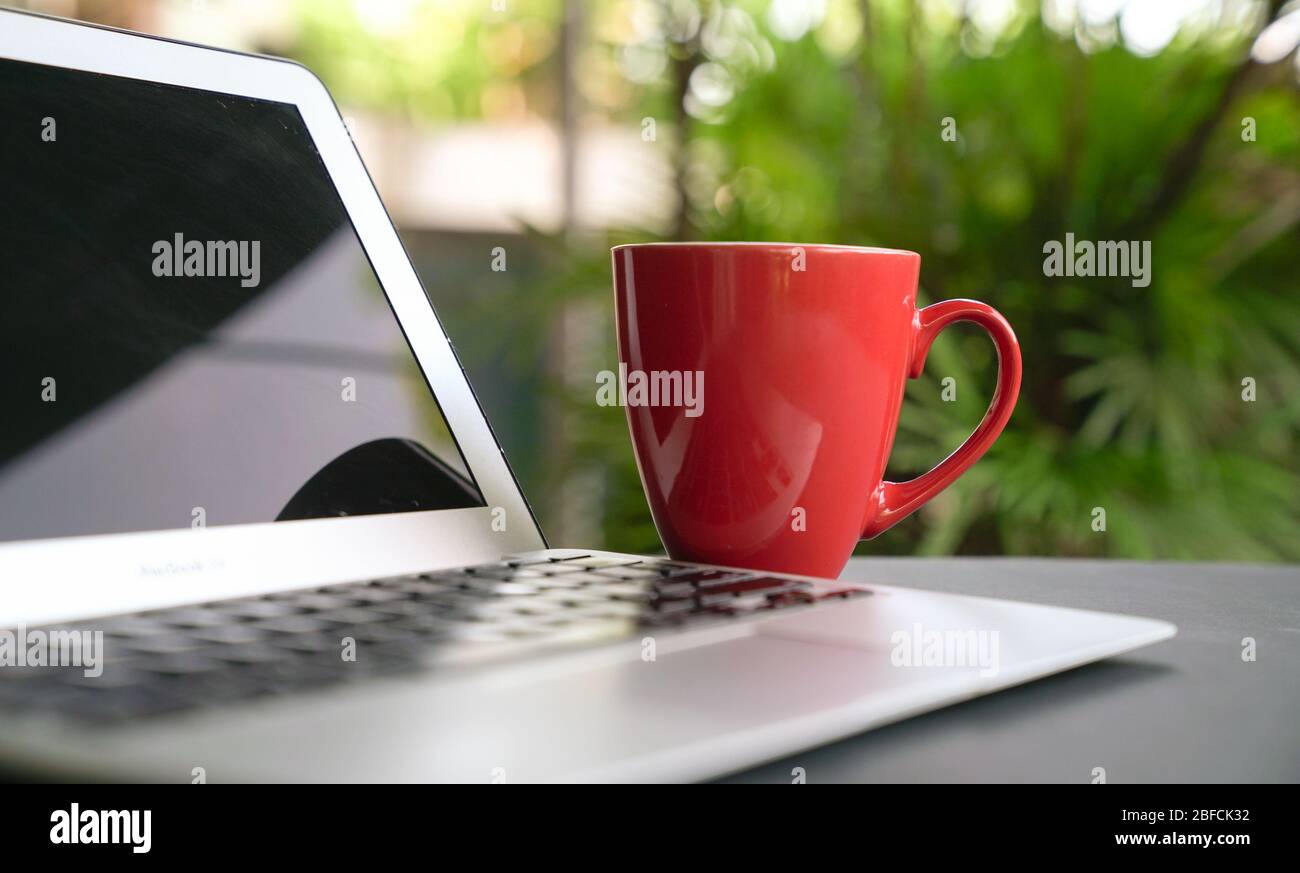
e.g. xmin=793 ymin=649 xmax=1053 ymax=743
xmin=720 ymin=557 xmax=1300 ymax=784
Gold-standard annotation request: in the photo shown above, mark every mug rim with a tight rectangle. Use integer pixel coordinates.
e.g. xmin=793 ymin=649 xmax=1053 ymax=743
xmin=611 ymin=241 xmax=919 ymax=258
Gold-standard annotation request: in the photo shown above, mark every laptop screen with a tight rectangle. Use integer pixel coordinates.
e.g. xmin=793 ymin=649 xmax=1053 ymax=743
xmin=0 ymin=57 xmax=486 ymax=544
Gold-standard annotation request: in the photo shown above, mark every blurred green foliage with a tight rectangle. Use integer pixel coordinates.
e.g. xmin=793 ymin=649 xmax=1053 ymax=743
xmin=289 ymin=0 xmax=1300 ymax=561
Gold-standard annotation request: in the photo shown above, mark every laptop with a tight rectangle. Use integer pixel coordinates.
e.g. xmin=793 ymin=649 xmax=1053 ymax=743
xmin=0 ymin=9 xmax=1175 ymax=783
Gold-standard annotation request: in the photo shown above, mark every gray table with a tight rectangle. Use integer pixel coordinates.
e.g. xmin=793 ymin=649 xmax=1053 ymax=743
xmin=722 ymin=557 xmax=1300 ymax=783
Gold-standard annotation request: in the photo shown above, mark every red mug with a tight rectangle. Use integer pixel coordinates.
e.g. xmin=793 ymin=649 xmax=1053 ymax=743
xmin=611 ymin=243 xmax=1021 ymax=579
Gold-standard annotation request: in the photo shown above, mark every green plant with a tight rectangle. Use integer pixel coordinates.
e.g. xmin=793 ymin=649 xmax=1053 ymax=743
xmin=290 ymin=0 xmax=1300 ymax=561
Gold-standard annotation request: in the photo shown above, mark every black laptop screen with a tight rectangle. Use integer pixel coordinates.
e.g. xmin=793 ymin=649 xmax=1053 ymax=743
xmin=0 ymin=57 xmax=486 ymax=543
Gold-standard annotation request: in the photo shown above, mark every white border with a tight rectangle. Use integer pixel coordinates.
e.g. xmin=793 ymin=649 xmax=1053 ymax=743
xmin=0 ymin=10 xmax=545 ymax=626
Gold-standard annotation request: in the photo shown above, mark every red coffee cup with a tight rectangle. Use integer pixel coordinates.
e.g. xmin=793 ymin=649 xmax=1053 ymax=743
xmin=612 ymin=242 xmax=1021 ymax=579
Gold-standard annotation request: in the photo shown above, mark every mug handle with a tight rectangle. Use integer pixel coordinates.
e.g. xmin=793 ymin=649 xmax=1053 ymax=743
xmin=861 ymin=298 xmax=1022 ymax=539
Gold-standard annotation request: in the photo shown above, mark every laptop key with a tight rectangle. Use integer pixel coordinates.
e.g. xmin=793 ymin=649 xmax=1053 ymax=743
xmin=267 ymin=632 xmax=344 ymax=654
xmin=469 ymin=581 xmax=543 ymax=597
xmin=460 ymin=564 xmax=517 ymax=580
xmin=676 ymin=569 xmax=758 ymax=587
xmin=312 ymin=607 xmax=390 ymax=626
xmin=603 ymin=590 xmax=654 ymax=606
xmin=531 ymin=575 xmax=601 ymax=590
xmin=345 ymin=623 xmax=417 ymax=645
xmin=503 ymin=555 xmax=560 ymax=567
xmin=211 ymin=644 xmax=287 ymax=666
xmin=388 ymin=615 xmax=461 ymax=637
xmin=119 ymin=634 xmax=205 ymax=655
xmin=569 ymin=601 xmax=645 ymax=621
xmin=648 ymin=578 xmax=695 ymax=595
xmin=326 ymin=586 xmax=410 ymax=605
xmin=539 ymin=589 xmax=614 ymax=607
xmin=250 ymin=615 xmax=333 ymax=635
xmin=189 ymin=624 xmax=270 ymax=645
xmin=649 ymin=597 xmax=697 ymax=615
xmin=532 ymin=564 xmax=588 ymax=576
xmin=367 ymin=600 xmax=443 ymax=618
xmin=652 ymin=561 xmax=718 ymax=577
xmin=697 ymin=590 xmax=739 ymax=607
xmin=764 ymin=590 xmax=818 ymax=609
xmin=467 ymin=566 xmax=560 ymax=582
xmin=700 ymin=576 xmax=807 ymax=597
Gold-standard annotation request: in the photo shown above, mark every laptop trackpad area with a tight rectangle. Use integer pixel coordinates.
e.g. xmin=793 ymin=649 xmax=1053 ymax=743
xmin=118 ymin=629 xmax=955 ymax=783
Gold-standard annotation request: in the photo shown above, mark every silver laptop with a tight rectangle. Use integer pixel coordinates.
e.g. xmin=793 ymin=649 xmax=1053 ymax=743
xmin=0 ymin=10 xmax=1175 ymax=783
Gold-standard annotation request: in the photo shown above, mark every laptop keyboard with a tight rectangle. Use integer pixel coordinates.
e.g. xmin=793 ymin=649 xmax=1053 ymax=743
xmin=0 ymin=554 xmax=868 ymax=725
